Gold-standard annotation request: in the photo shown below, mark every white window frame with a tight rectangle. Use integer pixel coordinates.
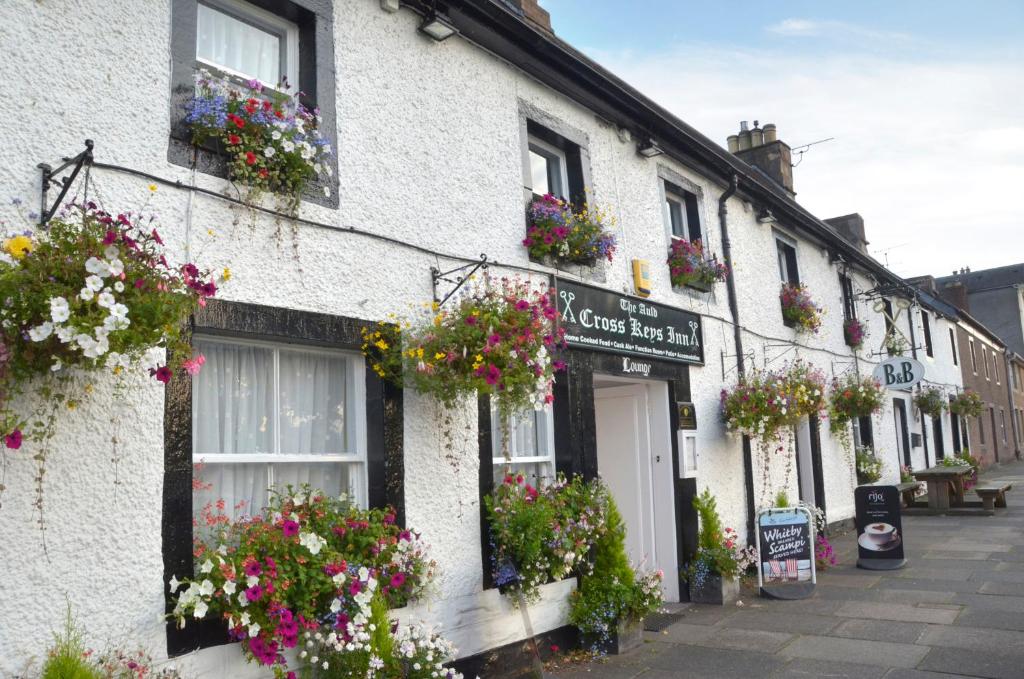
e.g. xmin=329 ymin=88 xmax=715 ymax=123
xmin=775 ymin=232 xmax=798 ymax=285
xmin=192 ymin=335 xmax=368 ymax=503
xmin=490 ymin=404 xmax=555 ymax=476
xmin=664 ymin=186 xmax=690 ymax=242
xmin=969 ymin=338 xmax=978 ymax=374
xmin=528 ymin=135 xmax=569 ymax=199
xmin=196 ymin=0 xmax=300 ymax=90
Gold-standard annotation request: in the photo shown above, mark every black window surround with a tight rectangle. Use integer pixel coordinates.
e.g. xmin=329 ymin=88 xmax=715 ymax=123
xmin=775 ymin=235 xmax=799 ymax=286
xmin=950 ymin=328 xmax=958 ymax=366
xmin=162 ymin=299 xmax=403 ymax=655
xmin=839 ymin=274 xmax=856 ymax=321
xmin=519 ymin=102 xmax=591 ymax=209
xmin=168 ymin=0 xmax=339 ymax=208
xmin=921 ymin=310 xmax=934 ymax=357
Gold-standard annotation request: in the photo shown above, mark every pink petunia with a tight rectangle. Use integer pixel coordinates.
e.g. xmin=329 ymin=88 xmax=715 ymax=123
xmin=4 ymin=429 xmax=22 ymax=450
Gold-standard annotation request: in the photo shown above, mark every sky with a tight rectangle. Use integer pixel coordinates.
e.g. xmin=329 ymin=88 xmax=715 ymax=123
xmin=540 ymin=0 xmax=1024 ymax=277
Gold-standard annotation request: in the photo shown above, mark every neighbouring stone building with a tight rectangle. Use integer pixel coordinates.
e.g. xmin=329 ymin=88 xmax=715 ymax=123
xmin=0 ymin=1 xmax=966 ymax=676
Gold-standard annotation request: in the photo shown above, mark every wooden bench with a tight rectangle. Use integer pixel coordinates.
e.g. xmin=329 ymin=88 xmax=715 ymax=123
xmin=974 ymin=483 xmax=1013 ymax=511
xmin=896 ymin=481 xmax=922 ymax=507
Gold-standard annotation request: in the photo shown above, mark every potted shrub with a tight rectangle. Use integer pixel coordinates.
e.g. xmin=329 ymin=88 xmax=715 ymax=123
xmin=843 ymin=317 xmax=868 ymax=349
xmin=686 ymin=490 xmax=757 ymax=605
xmin=855 ymin=446 xmax=883 ymax=484
xmin=570 ymin=487 xmax=663 ymax=654
xmin=950 ymin=389 xmax=984 ymax=418
xmin=523 ymin=194 xmax=617 ymax=267
xmin=914 ymin=385 xmax=948 ymax=418
xmin=780 ymin=283 xmax=823 ymax=333
xmin=666 ymin=238 xmax=728 ymax=292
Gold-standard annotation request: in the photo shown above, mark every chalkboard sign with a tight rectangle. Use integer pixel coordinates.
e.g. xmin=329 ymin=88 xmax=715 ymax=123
xmin=756 ymin=508 xmax=816 ymax=600
xmin=555 ymin=280 xmax=703 ymax=364
xmin=855 ymin=485 xmax=907 ymax=570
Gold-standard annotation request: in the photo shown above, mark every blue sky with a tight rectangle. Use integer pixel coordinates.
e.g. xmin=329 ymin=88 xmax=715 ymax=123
xmin=541 ymin=1 xmax=1024 ymax=277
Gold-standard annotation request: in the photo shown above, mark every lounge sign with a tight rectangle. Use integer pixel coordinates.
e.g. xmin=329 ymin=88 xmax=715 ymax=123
xmin=872 ymin=357 xmax=925 ymax=391
xmin=555 ymin=280 xmax=703 ymax=365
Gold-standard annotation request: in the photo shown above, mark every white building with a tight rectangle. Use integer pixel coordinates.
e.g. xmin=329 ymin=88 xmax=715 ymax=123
xmin=0 ymin=1 xmax=962 ymax=676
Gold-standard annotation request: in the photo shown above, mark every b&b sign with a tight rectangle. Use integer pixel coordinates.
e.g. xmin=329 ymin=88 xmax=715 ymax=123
xmin=872 ymin=357 xmax=925 ymax=391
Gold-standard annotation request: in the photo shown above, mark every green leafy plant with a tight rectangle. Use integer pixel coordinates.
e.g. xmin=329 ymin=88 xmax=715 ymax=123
xmin=774 ymin=490 xmax=790 ymax=508
xmin=900 ymin=465 xmax=914 ymax=483
xmin=569 ymin=487 xmax=663 ymax=648
xmin=855 ymin=446 xmax=883 ymax=484
xmin=686 ymin=490 xmax=757 ymax=586
xmin=950 ymin=389 xmax=984 ymax=418
xmin=914 ymin=386 xmax=948 ymax=418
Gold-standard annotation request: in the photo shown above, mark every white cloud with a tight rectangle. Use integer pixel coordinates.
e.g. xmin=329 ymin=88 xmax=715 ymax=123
xmin=579 ymin=44 xmax=1024 ymax=277
xmin=765 ymin=18 xmax=912 ymax=43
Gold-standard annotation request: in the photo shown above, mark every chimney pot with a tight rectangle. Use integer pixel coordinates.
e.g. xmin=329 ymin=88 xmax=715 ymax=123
xmin=727 ymin=135 xmax=739 ymax=153
xmin=763 ymin=123 xmax=777 ymax=142
xmin=740 ymin=120 xmax=749 ymax=132
xmin=751 ymin=126 xmax=764 ymax=147
xmin=738 ymin=129 xmax=752 ymax=151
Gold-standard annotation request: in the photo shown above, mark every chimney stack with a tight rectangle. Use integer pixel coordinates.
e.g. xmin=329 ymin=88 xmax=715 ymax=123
xmin=824 ymin=213 xmax=869 ymax=254
xmin=507 ymin=0 xmax=552 ymax=32
xmin=728 ymin=120 xmax=795 ymax=196
xmin=940 ymin=281 xmax=970 ymax=312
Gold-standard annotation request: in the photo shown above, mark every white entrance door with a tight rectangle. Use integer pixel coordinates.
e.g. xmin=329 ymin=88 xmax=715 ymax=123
xmin=795 ymin=418 xmax=815 ymax=505
xmin=594 ymin=381 xmax=679 ymax=601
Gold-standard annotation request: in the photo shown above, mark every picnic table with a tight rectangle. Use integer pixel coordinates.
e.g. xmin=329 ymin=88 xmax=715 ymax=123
xmin=912 ymin=465 xmax=973 ymax=510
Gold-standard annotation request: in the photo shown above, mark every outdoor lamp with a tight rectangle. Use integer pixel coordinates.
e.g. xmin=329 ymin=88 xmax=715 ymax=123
xmin=637 ymin=138 xmax=664 ymax=158
xmin=419 ymin=4 xmax=458 ymax=41
xmin=757 ymin=207 xmax=778 ymax=224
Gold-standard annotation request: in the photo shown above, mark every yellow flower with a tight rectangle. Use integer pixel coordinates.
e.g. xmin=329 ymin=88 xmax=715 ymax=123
xmin=475 ymin=354 xmax=483 ymax=362
xmin=207 ymin=228 xmax=215 ymax=236
xmin=434 ymin=352 xmax=446 ymax=360
xmin=406 ymin=349 xmax=416 ymax=358
xmin=416 ymin=348 xmax=424 ymax=359
xmin=66 ymin=400 xmax=78 ymax=411
xmin=222 ymin=267 xmax=232 ymax=281
xmin=83 ymin=384 xmax=94 ymax=395
xmin=375 ymin=339 xmax=389 ymax=351
xmin=472 ymin=361 xmax=482 ymax=370
xmin=148 ymin=183 xmax=158 ymax=192
xmin=3 ymin=235 xmax=33 ymax=260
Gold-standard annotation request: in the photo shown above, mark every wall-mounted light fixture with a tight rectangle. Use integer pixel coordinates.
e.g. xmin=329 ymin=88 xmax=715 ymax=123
xmin=419 ymin=1 xmax=458 ymax=41
xmin=756 ymin=207 xmax=778 ymax=224
xmin=636 ymin=138 xmax=664 ymax=158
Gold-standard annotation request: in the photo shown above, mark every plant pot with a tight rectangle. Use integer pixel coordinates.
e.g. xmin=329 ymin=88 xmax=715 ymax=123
xmin=689 ymin=572 xmax=739 ymax=606
xmin=582 ymin=617 xmax=644 ymax=655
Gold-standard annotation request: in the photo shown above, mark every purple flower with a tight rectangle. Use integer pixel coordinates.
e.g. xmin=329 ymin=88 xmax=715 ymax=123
xmin=281 ymin=520 xmax=299 ymax=537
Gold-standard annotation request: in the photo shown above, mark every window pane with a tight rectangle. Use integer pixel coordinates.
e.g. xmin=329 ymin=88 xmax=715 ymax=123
xmin=278 ymin=350 xmax=349 ymax=454
xmin=197 ymin=3 xmax=281 ymax=84
xmin=193 ymin=340 xmax=275 ymax=455
xmin=530 ymin=150 xmax=551 ymax=196
xmin=666 ymin=196 xmax=686 ymax=239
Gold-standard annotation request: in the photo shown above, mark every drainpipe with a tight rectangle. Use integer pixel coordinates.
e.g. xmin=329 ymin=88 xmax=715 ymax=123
xmin=718 ymin=174 xmax=756 ymax=544
xmin=908 ymin=302 xmax=931 ymax=466
xmin=1002 ymin=349 xmax=1020 ymax=460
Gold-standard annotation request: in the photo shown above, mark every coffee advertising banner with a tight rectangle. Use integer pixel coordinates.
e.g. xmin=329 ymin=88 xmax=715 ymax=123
xmin=855 ymin=485 xmax=907 ymax=570
xmin=554 ymin=280 xmax=703 ymax=365
xmin=756 ymin=508 xmax=815 ymax=600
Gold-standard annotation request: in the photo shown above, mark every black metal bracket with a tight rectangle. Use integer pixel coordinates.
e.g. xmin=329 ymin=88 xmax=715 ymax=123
xmin=720 ymin=349 xmax=755 ymax=381
xmin=763 ymin=341 xmax=798 ymax=367
xmin=37 ymin=139 xmax=94 ymax=226
xmin=431 ymin=254 xmax=488 ymax=306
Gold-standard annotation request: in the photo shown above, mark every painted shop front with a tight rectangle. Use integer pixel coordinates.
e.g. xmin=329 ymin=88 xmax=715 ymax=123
xmin=552 ymin=279 xmax=702 ymax=602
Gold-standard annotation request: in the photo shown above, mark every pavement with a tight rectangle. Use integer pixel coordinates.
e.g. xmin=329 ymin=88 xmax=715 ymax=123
xmin=553 ymin=458 xmax=1024 ymax=679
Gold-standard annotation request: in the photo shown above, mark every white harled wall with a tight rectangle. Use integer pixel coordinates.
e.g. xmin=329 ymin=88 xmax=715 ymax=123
xmin=0 ymin=1 xmax=958 ymax=676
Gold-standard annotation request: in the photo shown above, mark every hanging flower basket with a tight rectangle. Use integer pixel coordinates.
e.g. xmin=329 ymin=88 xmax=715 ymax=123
xmin=950 ymin=389 xmax=984 ymax=418
xmin=780 ymin=283 xmax=823 ymax=333
xmin=362 ymin=276 xmax=565 ymax=415
xmin=828 ymin=374 xmax=884 ymax=433
xmin=523 ymin=194 xmax=617 ymax=266
xmin=884 ymin=332 xmax=909 ymax=356
xmin=667 ymin=238 xmax=728 ymax=291
xmin=720 ymin=360 xmax=827 ymax=441
xmin=914 ymin=385 xmax=948 ymax=418
xmin=185 ymin=70 xmax=333 ymax=212
xmin=843 ymin=317 xmax=868 ymax=349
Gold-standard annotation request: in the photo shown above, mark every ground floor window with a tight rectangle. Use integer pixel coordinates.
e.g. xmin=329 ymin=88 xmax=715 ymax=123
xmin=490 ymin=402 xmax=555 ymax=486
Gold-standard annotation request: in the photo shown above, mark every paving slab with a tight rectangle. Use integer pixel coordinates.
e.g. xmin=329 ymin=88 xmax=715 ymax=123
xmin=953 ymin=608 xmax=1024 ymax=632
xmin=834 ymin=601 xmax=960 ymax=624
xmin=893 ymin=567 xmax=976 ymax=581
xmin=777 ymin=635 xmax=929 ymax=668
xmin=769 ymin=658 xmax=887 ymax=679
xmin=554 ymin=662 xmax=647 ymax=679
xmin=830 ymin=618 xmax=929 ymax=644
xmin=876 ymin=578 xmax=982 ymax=594
xmin=720 ymin=610 xmax=842 ymax=635
xmin=977 ymin=580 xmax=1024 ymax=596
xmin=883 ymin=670 xmax=986 ymax=679
xmin=917 ymin=624 xmax=1024 ymax=654
xmin=918 ymin=646 xmax=1024 ymax=679
xmin=922 ymin=551 xmax=993 ymax=561
xmin=816 ymin=573 xmax=883 ymax=588
xmin=976 ymin=568 xmax=1024 ymax=581
xmin=951 ymin=592 xmax=1024 ymax=612
xmin=645 ymin=645 xmax=788 ymax=678
xmin=645 ymin=621 xmax=718 ymax=645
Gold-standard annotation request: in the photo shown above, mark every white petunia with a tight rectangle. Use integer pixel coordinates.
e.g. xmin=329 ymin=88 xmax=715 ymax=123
xmin=108 ymin=259 xmax=124 ymax=276
xmin=223 ymin=580 xmax=237 ymax=595
xmin=248 ymin=623 xmax=261 ymax=638
xmin=247 ymin=575 xmax=259 ymax=588
xmin=85 ymin=275 xmax=104 ymax=292
xmin=199 ymin=579 xmax=215 ymax=596
xmin=79 ymin=287 xmax=94 ymax=301
xmin=56 ymin=326 xmax=74 ymax=344
xmin=282 ymin=140 xmax=295 ymax=153
xmin=85 ymin=257 xmax=108 ymax=276
xmin=358 ymin=566 xmax=369 ymax=582
xmin=237 ymin=591 xmax=248 ymax=607
xmin=97 ymin=291 xmax=115 ymax=309
xmin=299 ymin=531 xmax=326 ymax=556
xmin=264 ymin=146 xmax=276 ymax=158
xmin=50 ymin=296 xmax=70 ymax=323
xmin=193 ymin=600 xmax=208 ymax=619
xmin=114 ymin=281 xmax=124 ymax=292
xmin=28 ymin=322 xmax=53 ymax=342
xmin=104 ymin=245 xmax=119 ymax=260
xmin=169 ymin=575 xmax=181 ymax=593
xmin=271 ymin=130 xmax=282 ymax=140
xmin=200 ymin=560 xmax=214 ymax=574
xmin=240 ymin=612 xmax=251 ymax=626
xmin=143 ymin=346 xmax=164 ymax=370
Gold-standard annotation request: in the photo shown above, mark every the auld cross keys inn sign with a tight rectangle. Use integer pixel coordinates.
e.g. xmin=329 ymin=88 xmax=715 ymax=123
xmin=555 ymin=280 xmax=703 ymax=364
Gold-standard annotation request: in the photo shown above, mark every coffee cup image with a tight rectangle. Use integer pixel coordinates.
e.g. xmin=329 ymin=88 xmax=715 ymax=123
xmin=864 ymin=522 xmax=896 ymax=545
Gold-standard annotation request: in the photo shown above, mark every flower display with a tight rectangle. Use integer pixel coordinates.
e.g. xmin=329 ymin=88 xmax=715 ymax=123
xmin=523 ymin=194 xmax=617 ymax=265
xmin=900 ymin=465 xmax=914 ymax=483
xmin=666 ymin=238 xmax=728 ymax=290
xmin=913 ymin=385 xmax=948 ymax=418
xmin=170 ymin=486 xmax=444 ymax=678
xmin=0 ymin=202 xmax=219 ymax=450
xmin=815 ymin=534 xmax=837 ymax=569
xmin=362 ymin=276 xmax=565 ymax=416
xmin=884 ymin=332 xmax=909 ymax=356
xmin=185 ymin=70 xmax=333 ymax=211
xmin=686 ymin=490 xmax=757 ymax=586
xmin=720 ymin=360 xmax=827 ymax=442
xmin=843 ymin=317 xmax=868 ymax=349
xmin=855 ymin=446 xmax=883 ymax=484
xmin=780 ymin=283 xmax=823 ymax=333
xmin=940 ymin=451 xmax=980 ymax=490
xmin=485 ymin=474 xmax=607 ymax=603
xmin=950 ymin=389 xmax=984 ymax=418
xmin=827 ymin=373 xmax=884 ymax=433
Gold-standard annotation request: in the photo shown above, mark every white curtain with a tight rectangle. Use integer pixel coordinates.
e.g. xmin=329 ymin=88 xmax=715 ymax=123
xmin=192 ymin=340 xmax=352 ymax=520
xmin=197 ymin=3 xmax=281 ymax=84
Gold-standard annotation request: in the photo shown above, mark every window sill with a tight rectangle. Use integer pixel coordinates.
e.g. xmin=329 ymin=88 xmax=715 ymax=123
xmin=528 ymin=253 xmax=608 ymax=284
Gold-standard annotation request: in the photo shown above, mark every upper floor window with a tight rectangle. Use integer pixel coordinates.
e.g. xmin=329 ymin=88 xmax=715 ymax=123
xmin=775 ymin=233 xmax=799 ymax=285
xmin=921 ymin=310 xmax=933 ymax=358
xmin=969 ymin=338 xmax=978 ymax=373
xmin=664 ymin=184 xmax=702 ymax=243
xmin=949 ymin=328 xmax=958 ymax=366
xmin=192 ymin=336 xmax=367 ymax=520
xmin=984 ymin=346 xmax=991 ymax=379
xmin=528 ymin=135 xmax=569 ymax=199
xmin=839 ymin=274 xmax=856 ymax=320
xmin=491 ymin=404 xmax=555 ymax=487
xmin=196 ymin=0 xmax=299 ymax=87
xmin=883 ymin=299 xmax=895 ymax=337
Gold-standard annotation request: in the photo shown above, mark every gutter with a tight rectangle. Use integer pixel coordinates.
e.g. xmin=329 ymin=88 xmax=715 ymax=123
xmin=719 ymin=174 xmax=756 ymax=544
